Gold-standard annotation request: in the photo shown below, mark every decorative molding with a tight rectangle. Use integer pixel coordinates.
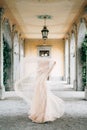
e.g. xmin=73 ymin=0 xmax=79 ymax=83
xmin=37 ymin=15 xmax=52 ymax=20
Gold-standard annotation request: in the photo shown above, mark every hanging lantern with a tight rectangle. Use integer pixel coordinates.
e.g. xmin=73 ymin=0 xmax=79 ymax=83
xmin=41 ymin=25 xmax=49 ymax=40
xmin=41 ymin=16 xmax=49 ymax=40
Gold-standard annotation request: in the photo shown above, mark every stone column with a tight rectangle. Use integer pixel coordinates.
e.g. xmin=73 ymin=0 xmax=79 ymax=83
xmin=77 ymin=18 xmax=87 ymax=90
xmin=72 ymin=24 xmax=78 ymax=90
xmin=19 ymin=33 xmax=21 ymax=62
xmin=19 ymin=33 xmax=23 ymax=80
xmin=67 ymin=33 xmax=70 ymax=84
xmin=0 ymin=8 xmax=5 ymax=99
xmin=74 ymin=25 xmax=78 ymax=91
xmin=81 ymin=6 xmax=87 ymax=98
xmin=12 ymin=24 xmax=16 ymax=89
xmin=64 ymin=38 xmax=69 ymax=83
xmin=64 ymin=38 xmax=66 ymax=81
xmin=12 ymin=26 xmax=20 ymax=85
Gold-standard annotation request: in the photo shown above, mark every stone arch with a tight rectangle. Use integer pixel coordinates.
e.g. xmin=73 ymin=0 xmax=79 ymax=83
xmin=77 ymin=19 xmax=87 ymax=90
xmin=70 ymin=32 xmax=76 ymax=88
xmin=3 ymin=18 xmax=13 ymax=91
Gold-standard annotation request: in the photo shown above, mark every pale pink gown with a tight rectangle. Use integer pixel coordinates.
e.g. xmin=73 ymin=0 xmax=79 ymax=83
xmin=15 ymin=58 xmax=64 ymax=123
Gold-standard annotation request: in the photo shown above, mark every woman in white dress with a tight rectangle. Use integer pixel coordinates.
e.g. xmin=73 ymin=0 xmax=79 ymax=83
xmin=15 ymin=57 xmax=64 ymax=123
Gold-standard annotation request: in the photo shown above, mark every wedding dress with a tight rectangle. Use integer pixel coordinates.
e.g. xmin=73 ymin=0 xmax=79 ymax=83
xmin=15 ymin=57 xmax=64 ymax=123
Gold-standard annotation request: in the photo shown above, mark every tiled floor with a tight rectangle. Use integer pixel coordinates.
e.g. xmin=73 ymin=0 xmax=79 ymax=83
xmin=0 ymin=83 xmax=87 ymax=130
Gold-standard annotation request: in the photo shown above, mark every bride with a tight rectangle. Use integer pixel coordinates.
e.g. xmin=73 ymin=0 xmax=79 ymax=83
xmin=15 ymin=57 xmax=64 ymax=123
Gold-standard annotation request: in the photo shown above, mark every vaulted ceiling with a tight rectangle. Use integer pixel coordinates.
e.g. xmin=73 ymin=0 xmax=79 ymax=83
xmin=0 ymin=0 xmax=86 ymax=39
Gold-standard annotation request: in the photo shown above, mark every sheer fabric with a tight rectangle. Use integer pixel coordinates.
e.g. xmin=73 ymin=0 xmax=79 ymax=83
xmin=15 ymin=57 xmax=64 ymax=123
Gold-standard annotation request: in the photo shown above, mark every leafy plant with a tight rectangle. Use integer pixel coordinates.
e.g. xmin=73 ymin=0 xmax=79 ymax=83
xmin=80 ymin=34 xmax=87 ymax=90
xmin=3 ymin=38 xmax=11 ymax=91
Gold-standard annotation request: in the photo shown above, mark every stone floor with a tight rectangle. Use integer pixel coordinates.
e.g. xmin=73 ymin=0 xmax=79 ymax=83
xmin=0 ymin=82 xmax=87 ymax=130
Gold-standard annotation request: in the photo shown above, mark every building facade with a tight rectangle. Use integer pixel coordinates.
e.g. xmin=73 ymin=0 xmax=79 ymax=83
xmin=0 ymin=1 xmax=87 ymax=99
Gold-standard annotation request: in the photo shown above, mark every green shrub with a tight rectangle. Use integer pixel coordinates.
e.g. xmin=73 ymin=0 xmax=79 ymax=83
xmin=80 ymin=34 xmax=87 ymax=90
xmin=3 ymin=39 xmax=11 ymax=91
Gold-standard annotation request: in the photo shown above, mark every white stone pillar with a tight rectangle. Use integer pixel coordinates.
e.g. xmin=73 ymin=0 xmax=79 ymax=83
xmin=74 ymin=26 xmax=78 ymax=91
xmin=0 ymin=8 xmax=5 ymax=99
xmin=70 ymin=31 xmax=76 ymax=88
xmin=64 ymin=38 xmax=69 ymax=83
xmin=77 ymin=19 xmax=87 ymax=90
xmin=70 ymin=24 xmax=77 ymax=90
xmin=67 ymin=34 xmax=70 ymax=84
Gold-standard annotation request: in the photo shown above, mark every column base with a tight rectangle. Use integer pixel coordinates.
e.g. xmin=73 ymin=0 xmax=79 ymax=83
xmin=73 ymin=80 xmax=77 ymax=91
xmin=67 ymin=77 xmax=70 ymax=84
xmin=85 ymin=88 xmax=87 ymax=100
xmin=0 ymin=88 xmax=5 ymax=99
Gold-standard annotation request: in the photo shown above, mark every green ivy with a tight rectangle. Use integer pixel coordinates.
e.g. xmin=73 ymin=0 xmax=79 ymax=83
xmin=80 ymin=34 xmax=87 ymax=90
xmin=3 ymin=39 xmax=11 ymax=91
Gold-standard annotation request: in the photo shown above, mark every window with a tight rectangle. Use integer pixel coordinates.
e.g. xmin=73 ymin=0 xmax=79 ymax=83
xmin=37 ymin=46 xmax=51 ymax=57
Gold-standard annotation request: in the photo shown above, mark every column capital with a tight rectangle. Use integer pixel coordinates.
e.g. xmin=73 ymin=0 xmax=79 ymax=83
xmin=65 ymin=33 xmax=70 ymax=39
xmin=3 ymin=18 xmax=9 ymax=24
xmin=19 ymin=31 xmax=24 ymax=40
xmin=19 ymin=33 xmax=21 ymax=37
xmin=80 ymin=17 xmax=85 ymax=23
xmin=19 ymin=33 xmax=23 ymax=40
xmin=12 ymin=24 xmax=16 ymax=32
xmin=72 ymin=23 xmax=77 ymax=30
xmin=71 ymin=23 xmax=77 ymax=34
xmin=83 ymin=5 xmax=87 ymax=15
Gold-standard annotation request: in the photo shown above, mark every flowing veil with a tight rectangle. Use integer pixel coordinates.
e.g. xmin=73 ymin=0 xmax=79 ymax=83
xmin=15 ymin=57 xmax=64 ymax=123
